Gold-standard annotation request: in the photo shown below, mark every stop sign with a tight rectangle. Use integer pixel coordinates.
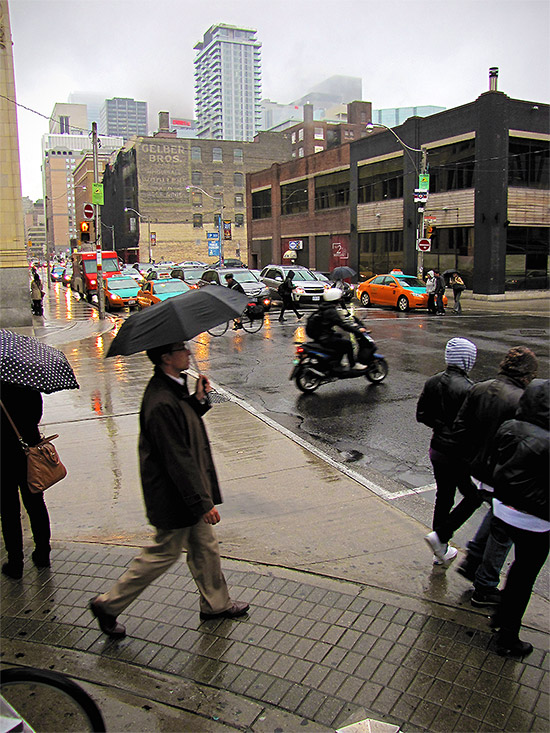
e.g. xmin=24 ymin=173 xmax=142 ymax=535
xmin=417 ymin=238 xmax=431 ymax=252
xmin=83 ymin=203 xmax=94 ymax=220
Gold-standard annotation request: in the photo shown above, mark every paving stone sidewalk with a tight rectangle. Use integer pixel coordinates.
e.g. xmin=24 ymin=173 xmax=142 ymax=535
xmin=2 ymin=542 xmax=548 ymax=732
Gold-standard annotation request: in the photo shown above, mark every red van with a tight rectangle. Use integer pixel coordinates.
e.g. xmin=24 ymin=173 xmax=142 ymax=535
xmin=71 ymin=251 xmax=121 ymax=302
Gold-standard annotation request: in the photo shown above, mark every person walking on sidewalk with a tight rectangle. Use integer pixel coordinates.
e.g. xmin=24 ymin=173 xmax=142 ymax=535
xmin=451 ymin=346 xmax=539 ymax=608
xmin=434 ymin=270 xmax=446 ymax=315
xmin=417 ymin=338 xmax=482 ymax=566
xmin=425 ymin=271 xmax=437 ymax=314
xmin=90 ymin=342 xmax=249 ymax=638
xmin=450 ymin=273 xmax=465 ymax=314
xmin=1 ymin=382 xmax=51 ymax=579
xmin=489 ymin=379 xmax=549 ymax=657
xmin=278 ymin=270 xmax=302 ymax=322
xmin=30 ymin=273 xmax=44 ymax=316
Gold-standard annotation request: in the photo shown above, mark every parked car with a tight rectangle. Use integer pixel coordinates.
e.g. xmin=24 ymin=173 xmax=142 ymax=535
xmin=180 ymin=260 xmax=208 ymax=268
xmin=145 ymin=267 xmax=173 ymax=280
xmin=120 ymin=265 xmax=144 ymax=283
xmin=356 ymin=269 xmax=448 ymax=312
xmin=198 ymin=268 xmax=271 ymax=310
xmin=259 ymin=265 xmax=330 ymax=305
xmin=136 ymin=278 xmax=191 ymax=308
xmin=211 ymin=258 xmax=246 ymax=268
xmin=103 ymin=276 xmax=141 ymax=311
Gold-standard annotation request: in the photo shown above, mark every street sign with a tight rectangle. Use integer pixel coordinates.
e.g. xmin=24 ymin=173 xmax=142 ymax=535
xmin=288 ymin=239 xmax=303 ymax=250
xmin=150 ymin=232 xmax=156 ymax=246
xmin=414 ymin=191 xmax=428 ymax=203
xmin=83 ymin=203 xmax=94 ymax=220
xmin=417 ymin=238 xmax=431 ymax=252
xmin=91 ymin=183 xmax=104 ymax=205
xmin=425 ymin=214 xmax=437 ymax=222
xmin=207 ymin=232 xmax=219 ymax=240
xmin=208 ymin=242 xmax=220 ymax=256
xmin=418 ymin=174 xmax=430 ymax=192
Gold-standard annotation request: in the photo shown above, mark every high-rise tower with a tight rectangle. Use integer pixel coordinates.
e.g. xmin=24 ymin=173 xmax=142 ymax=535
xmin=194 ymin=23 xmax=261 ymax=141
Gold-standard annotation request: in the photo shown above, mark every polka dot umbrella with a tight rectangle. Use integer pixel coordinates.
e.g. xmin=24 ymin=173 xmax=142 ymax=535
xmin=0 ymin=329 xmax=79 ymax=394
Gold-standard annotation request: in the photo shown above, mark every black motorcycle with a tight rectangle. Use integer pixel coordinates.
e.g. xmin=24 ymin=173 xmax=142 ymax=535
xmin=290 ymin=329 xmax=389 ymax=393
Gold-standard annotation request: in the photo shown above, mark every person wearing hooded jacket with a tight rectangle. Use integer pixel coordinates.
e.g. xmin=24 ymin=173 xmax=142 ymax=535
xmin=417 ymin=338 xmax=481 ymax=566
xmin=425 ymin=271 xmax=437 ymax=314
xmin=277 ymin=270 xmax=302 ymax=322
xmin=316 ymin=288 xmax=367 ymax=369
xmin=451 ymin=345 xmax=539 ymax=608
xmin=489 ymin=379 xmax=549 ymax=657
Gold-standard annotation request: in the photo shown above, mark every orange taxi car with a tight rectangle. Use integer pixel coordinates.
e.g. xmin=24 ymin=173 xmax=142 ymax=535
xmin=356 ymin=269 xmax=448 ymax=312
xmin=136 ymin=278 xmax=191 ymax=308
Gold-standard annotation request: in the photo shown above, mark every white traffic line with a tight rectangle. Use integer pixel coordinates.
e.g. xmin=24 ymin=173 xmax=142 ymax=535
xmin=188 ymin=366 xmax=436 ymax=503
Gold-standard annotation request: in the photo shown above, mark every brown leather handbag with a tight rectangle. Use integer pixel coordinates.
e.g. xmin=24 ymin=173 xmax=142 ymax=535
xmin=1 ymin=399 xmax=67 ymax=493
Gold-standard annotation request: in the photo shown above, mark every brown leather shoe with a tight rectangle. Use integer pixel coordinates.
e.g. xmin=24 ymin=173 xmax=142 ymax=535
xmin=90 ymin=598 xmax=126 ymax=638
xmin=200 ymin=601 xmax=250 ymax=620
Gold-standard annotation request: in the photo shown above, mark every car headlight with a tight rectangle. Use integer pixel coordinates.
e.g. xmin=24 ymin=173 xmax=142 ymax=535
xmin=294 ymin=286 xmax=306 ymax=295
xmin=111 ymin=294 xmax=122 ymax=301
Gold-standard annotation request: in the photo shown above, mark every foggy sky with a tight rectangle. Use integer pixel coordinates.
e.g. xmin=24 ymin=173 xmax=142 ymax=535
xmin=8 ymin=0 xmax=550 ymax=199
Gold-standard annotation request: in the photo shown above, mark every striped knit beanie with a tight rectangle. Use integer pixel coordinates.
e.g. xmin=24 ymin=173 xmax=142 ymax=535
xmin=445 ymin=337 xmax=477 ymax=373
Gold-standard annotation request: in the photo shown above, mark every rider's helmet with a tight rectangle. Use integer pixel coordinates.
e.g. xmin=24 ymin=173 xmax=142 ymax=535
xmin=323 ymin=288 xmax=343 ymax=302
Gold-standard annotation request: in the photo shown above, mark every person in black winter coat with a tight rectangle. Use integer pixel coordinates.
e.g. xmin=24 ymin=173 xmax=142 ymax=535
xmin=317 ymin=288 xmax=367 ymax=369
xmin=417 ymin=338 xmax=481 ymax=566
xmin=434 ymin=270 xmax=446 ymax=315
xmin=278 ymin=270 xmax=302 ymax=322
xmin=489 ymin=379 xmax=549 ymax=657
xmin=225 ymin=273 xmax=245 ymax=329
xmin=451 ymin=345 xmax=539 ymax=608
xmin=0 ymin=382 xmax=51 ymax=579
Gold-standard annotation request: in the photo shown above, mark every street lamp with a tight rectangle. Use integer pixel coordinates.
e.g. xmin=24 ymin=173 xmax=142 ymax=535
xmin=124 ymin=207 xmax=152 ymax=263
xmin=366 ymin=122 xmax=428 ymax=278
xmin=185 ymin=185 xmax=224 ymax=266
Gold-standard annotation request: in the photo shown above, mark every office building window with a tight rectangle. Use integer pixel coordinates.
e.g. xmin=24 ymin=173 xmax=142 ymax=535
xmin=233 ymin=172 xmax=244 ymax=188
xmin=213 ymin=171 xmax=223 ymax=187
xmin=508 ymin=137 xmax=549 ymax=189
xmin=298 ymin=147 xmax=304 ymax=158
xmin=358 ymin=158 xmax=404 ymax=203
xmin=235 ymin=213 xmax=244 ymax=227
xmin=191 ymin=146 xmax=202 ymax=161
xmin=235 ymin=193 xmax=244 ymax=206
xmin=233 ymin=148 xmax=243 ymax=163
xmin=315 ymin=170 xmax=350 ymax=210
xmin=192 ymin=192 xmax=202 ymax=206
xmin=193 ymin=213 xmax=203 ymax=228
xmin=298 ymin=129 xmax=304 ymax=141
xmin=252 ymin=189 xmax=271 ymax=220
xmin=191 ymin=171 xmax=202 ymax=186
xmin=314 ymin=128 xmax=324 ymax=140
xmin=212 ymin=147 xmax=223 ymax=162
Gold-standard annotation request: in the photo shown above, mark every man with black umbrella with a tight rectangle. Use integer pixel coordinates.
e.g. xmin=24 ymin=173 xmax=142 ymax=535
xmin=90 ymin=341 xmax=249 ymax=638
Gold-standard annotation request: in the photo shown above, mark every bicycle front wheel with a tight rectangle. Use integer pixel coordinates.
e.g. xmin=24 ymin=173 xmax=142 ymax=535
xmin=241 ymin=313 xmax=264 ymax=333
xmin=207 ymin=320 xmax=229 ymax=336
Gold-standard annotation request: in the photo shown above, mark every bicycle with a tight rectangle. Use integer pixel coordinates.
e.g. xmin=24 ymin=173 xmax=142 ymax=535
xmin=0 ymin=666 xmax=106 ymax=732
xmin=207 ymin=303 xmax=265 ymax=336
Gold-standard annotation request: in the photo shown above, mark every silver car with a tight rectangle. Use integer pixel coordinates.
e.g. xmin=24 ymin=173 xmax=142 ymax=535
xmin=198 ymin=268 xmax=272 ymax=310
xmin=260 ymin=265 xmax=330 ymax=304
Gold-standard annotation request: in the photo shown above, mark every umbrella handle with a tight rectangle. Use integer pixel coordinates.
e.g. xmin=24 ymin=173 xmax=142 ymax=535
xmin=188 ymin=353 xmax=210 ymax=406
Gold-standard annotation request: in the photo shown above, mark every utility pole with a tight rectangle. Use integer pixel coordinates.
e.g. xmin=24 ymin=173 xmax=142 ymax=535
xmin=92 ymin=122 xmax=105 ymax=319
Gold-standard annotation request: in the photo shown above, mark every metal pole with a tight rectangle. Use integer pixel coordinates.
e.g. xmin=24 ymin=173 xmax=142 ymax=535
xmin=147 ymin=218 xmax=152 ymax=263
xmin=219 ymin=194 xmax=224 ymax=266
xmin=92 ymin=122 xmax=105 ymax=320
xmin=417 ymin=147 xmax=428 ymax=280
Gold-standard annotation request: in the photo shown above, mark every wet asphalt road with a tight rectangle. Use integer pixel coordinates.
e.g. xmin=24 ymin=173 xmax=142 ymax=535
xmin=41 ymin=283 xmax=549 ymax=595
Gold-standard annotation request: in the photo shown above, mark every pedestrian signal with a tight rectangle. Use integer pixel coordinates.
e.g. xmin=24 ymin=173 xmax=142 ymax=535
xmin=80 ymin=221 xmax=90 ymax=242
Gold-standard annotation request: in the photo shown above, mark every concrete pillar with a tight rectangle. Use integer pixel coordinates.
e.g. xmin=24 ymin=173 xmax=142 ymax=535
xmin=0 ymin=0 xmax=32 ymax=326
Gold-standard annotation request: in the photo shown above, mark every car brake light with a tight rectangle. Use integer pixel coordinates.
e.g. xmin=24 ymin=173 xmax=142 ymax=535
xmin=296 ymin=345 xmax=304 ymax=355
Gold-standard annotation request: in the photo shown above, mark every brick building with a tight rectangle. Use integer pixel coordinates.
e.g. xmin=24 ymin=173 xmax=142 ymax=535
xmin=101 ymin=115 xmax=291 ymax=263
xmin=247 ymin=87 xmax=549 ymax=295
xmin=286 ymin=101 xmax=372 ymax=158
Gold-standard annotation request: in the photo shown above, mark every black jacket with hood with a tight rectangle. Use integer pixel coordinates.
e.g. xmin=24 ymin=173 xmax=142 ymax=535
xmin=451 ymin=374 xmax=526 ymax=484
xmin=490 ymin=379 xmax=549 ymax=521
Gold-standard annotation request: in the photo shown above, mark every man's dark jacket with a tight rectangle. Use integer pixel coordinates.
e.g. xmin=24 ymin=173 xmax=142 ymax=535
xmin=490 ymin=380 xmax=549 ymax=521
xmin=139 ymin=368 xmax=221 ymax=529
xmin=318 ymin=301 xmax=364 ymax=339
xmin=416 ymin=366 xmax=473 ymax=453
xmin=451 ymin=374 xmax=525 ymax=484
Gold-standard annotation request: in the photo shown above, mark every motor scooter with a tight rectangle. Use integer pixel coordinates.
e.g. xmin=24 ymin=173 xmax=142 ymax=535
xmin=290 ymin=327 xmax=388 ymax=393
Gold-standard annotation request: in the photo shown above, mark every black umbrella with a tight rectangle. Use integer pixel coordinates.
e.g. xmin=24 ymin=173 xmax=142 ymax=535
xmin=330 ymin=266 xmax=356 ymax=281
xmin=106 ymin=285 xmax=249 ymax=357
xmin=442 ymin=269 xmax=459 ymax=278
xmin=0 ymin=329 xmax=79 ymax=393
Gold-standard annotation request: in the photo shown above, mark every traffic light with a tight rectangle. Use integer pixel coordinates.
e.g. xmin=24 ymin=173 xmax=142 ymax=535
xmin=80 ymin=221 xmax=90 ymax=242
xmin=426 ymin=224 xmax=435 ymax=239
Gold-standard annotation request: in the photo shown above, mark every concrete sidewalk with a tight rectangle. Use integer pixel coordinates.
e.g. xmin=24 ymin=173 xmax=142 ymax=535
xmin=1 ymin=289 xmax=549 ymax=732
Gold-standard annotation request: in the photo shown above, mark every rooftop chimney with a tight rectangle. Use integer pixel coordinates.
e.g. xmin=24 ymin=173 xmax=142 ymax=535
xmin=489 ymin=67 xmax=499 ymax=92
xmin=303 ymin=103 xmax=314 ymax=123
xmin=153 ymin=111 xmax=177 ymax=138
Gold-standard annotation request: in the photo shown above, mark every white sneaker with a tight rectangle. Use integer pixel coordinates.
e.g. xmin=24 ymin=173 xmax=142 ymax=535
xmin=425 ymin=531 xmax=446 ymax=560
xmin=440 ymin=546 xmax=458 ymax=565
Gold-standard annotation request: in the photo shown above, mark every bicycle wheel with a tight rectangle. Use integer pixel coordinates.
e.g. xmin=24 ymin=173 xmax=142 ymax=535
xmin=241 ymin=312 xmax=264 ymax=333
xmin=0 ymin=666 xmax=106 ymax=732
xmin=207 ymin=320 xmax=229 ymax=336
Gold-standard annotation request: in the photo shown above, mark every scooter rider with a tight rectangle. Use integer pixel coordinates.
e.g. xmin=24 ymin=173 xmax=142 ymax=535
xmin=316 ymin=289 xmax=367 ymax=370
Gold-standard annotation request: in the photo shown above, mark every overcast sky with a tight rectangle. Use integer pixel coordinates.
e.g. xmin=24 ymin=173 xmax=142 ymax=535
xmin=8 ymin=0 xmax=550 ymax=200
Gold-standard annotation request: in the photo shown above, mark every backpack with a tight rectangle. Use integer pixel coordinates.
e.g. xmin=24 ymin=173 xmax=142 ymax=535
xmin=305 ymin=311 xmax=324 ymax=340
